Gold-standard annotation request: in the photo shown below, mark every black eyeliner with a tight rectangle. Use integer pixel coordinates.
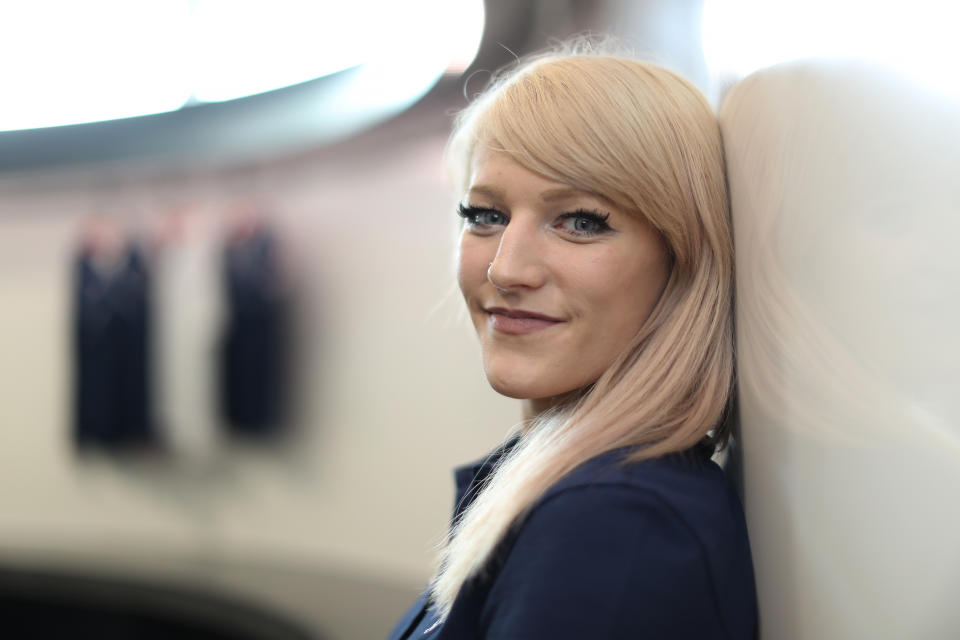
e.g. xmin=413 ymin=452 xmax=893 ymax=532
xmin=458 ymin=203 xmax=489 ymax=217
xmin=560 ymin=209 xmax=614 ymax=231
xmin=458 ymin=203 xmax=506 ymax=224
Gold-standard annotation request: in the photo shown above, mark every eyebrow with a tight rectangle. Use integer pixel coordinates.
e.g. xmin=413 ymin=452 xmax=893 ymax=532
xmin=467 ymin=185 xmax=505 ymax=203
xmin=468 ymin=184 xmax=601 ymax=204
xmin=539 ymin=186 xmax=584 ymax=202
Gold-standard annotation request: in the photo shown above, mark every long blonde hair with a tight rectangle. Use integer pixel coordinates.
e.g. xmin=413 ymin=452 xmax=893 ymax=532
xmin=432 ymin=49 xmax=734 ymax=619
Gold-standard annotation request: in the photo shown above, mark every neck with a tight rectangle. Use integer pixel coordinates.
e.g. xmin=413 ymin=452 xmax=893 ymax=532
xmin=521 ymin=388 xmax=585 ymax=425
xmin=521 ymin=398 xmax=552 ymax=423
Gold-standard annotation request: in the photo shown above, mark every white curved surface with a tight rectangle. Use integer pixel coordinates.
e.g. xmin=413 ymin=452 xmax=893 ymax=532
xmin=721 ymin=61 xmax=960 ymax=639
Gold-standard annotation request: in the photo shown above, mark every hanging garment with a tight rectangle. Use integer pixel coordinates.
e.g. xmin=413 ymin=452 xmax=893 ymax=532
xmin=219 ymin=225 xmax=286 ymax=436
xmin=152 ymin=214 xmax=223 ymax=460
xmin=73 ymin=244 xmax=153 ymax=448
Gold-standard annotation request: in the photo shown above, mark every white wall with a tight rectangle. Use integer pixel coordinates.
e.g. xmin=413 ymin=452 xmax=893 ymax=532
xmin=722 ymin=61 xmax=960 ymax=640
xmin=0 ymin=98 xmax=520 ymax=595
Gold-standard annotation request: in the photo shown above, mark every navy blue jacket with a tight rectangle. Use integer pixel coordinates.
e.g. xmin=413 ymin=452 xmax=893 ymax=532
xmin=388 ymin=439 xmax=757 ymax=639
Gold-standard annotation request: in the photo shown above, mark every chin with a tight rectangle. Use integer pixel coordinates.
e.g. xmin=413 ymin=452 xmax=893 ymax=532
xmin=484 ymin=367 xmax=573 ymax=402
xmin=486 ymin=378 xmax=532 ymax=400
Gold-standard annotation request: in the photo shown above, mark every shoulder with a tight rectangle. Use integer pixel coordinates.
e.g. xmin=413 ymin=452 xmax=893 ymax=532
xmin=541 ymin=446 xmax=743 ymax=548
xmin=480 ymin=447 xmax=756 ymax=640
xmin=548 ymin=444 xmax=725 ymax=497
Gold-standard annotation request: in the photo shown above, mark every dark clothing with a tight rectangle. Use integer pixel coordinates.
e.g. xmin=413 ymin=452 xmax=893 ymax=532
xmin=73 ymin=246 xmax=153 ymax=448
xmin=219 ymin=228 xmax=286 ymax=435
xmin=389 ymin=440 xmax=757 ymax=640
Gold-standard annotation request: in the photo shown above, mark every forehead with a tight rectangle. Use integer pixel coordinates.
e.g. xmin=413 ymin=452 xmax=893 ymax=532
xmin=468 ymin=149 xmax=600 ymax=205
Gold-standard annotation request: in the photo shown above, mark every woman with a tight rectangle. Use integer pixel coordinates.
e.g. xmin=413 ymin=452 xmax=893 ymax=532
xmin=389 ymin=49 xmax=757 ymax=640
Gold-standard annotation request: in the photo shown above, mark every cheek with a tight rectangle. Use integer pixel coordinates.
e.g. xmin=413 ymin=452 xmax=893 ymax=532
xmin=457 ymin=235 xmax=491 ymax=296
xmin=583 ymin=253 xmax=669 ymax=343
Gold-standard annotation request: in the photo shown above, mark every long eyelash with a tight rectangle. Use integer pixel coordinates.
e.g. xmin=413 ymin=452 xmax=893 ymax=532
xmin=457 ymin=204 xmax=610 ymax=230
xmin=562 ymin=209 xmax=612 ymax=228
xmin=457 ymin=203 xmax=498 ymax=219
xmin=457 ymin=203 xmax=508 ymax=228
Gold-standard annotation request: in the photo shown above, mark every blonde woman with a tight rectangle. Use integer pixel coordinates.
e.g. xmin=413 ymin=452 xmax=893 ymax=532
xmin=389 ymin=50 xmax=757 ymax=640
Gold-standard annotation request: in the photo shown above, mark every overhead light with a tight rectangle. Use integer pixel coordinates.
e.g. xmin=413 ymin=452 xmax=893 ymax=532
xmin=1 ymin=1 xmax=193 ymax=131
xmin=0 ymin=0 xmax=485 ymax=132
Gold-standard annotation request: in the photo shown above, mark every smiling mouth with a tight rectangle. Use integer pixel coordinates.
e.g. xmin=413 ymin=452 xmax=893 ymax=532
xmin=485 ymin=307 xmax=565 ymax=335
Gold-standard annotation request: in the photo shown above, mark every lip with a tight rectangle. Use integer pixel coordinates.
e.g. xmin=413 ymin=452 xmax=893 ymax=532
xmin=484 ymin=306 xmax=565 ymax=335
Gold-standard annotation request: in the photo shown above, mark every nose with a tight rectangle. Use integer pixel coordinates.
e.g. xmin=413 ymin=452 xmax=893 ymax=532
xmin=487 ymin=219 xmax=548 ymax=293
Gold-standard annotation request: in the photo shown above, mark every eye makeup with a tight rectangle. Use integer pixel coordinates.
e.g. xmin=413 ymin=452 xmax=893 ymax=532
xmin=555 ymin=209 xmax=613 ymax=237
xmin=458 ymin=203 xmax=615 ymax=236
xmin=457 ymin=203 xmax=507 ymax=227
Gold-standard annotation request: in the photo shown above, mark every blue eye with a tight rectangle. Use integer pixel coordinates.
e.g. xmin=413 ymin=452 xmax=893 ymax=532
xmin=557 ymin=210 xmax=612 ymax=237
xmin=458 ymin=204 xmax=507 ymax=228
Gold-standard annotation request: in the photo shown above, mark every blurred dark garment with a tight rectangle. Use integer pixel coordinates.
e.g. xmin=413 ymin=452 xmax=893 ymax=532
xmin=73 ymin=244 xmax=153 ymax=448
xmin=220 ymin=225 xmax=287 ymax=435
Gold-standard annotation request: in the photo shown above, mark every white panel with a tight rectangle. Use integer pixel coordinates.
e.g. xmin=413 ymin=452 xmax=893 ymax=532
xmin=721 ymin=61 xmax=960 ymax=639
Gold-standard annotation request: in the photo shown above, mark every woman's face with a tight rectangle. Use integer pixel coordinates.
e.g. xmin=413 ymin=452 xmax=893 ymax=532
xmin=458 ymin=149 xmax=671 ymax=406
